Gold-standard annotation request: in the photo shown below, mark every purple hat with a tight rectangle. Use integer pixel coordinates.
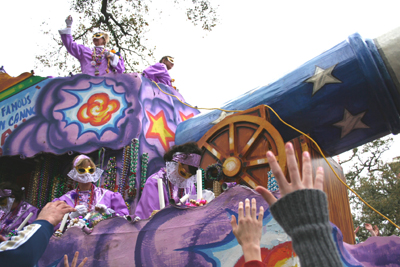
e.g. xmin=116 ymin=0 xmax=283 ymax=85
xmin=0 ymin=189 xmax=12 ymax=198
xmin=172 ymin=152 xmax=201 ymax=168
xmin=74 ymin=155 xmax=90 ymax=167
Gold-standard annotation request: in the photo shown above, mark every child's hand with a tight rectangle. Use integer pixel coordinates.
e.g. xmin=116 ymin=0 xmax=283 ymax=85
xmin=231 ymin=198 xmax=264 ymax=262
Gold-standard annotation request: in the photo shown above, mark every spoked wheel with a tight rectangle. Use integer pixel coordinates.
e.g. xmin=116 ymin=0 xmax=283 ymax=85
xmin=197 ymin=114 xmax=286 ymax=189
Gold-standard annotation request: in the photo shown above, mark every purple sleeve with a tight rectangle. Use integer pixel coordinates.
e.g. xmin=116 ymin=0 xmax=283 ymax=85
xmin=4 ymin=203 xmax=40 ymax=232
xmin=52 ymin=192 xmax=75 ymax=207
xmin=143 ymin=63 xmax=172 ymax=86
xmin=134 ymin=169 xmax=169 ymax=220
xmin=108 ymin=192 xmax=129 ymax=216
xmin=114 ymin=57 xmax=125 ymax=74
xmin=61 ymin=34 xmax=88 ymax=60
xmin=0 ymin=220 xmax=53 ymax=267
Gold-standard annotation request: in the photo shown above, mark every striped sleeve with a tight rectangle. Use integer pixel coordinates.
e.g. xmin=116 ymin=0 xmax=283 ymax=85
xmin=0 ymin=220 xmax=53 ymax=267
xmin=0 ymin=224 xmax=41 ymax=251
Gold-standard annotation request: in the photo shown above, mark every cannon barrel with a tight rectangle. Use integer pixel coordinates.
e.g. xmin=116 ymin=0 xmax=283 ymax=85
xmin=176 ymin=28 xmax=400 ymax=156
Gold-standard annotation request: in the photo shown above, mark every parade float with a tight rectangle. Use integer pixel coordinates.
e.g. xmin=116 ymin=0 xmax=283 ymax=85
xmin=1 ymin=26 xmax=400 ymax=266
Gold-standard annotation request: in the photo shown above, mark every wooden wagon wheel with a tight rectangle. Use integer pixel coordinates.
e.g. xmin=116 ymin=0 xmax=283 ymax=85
xmin=197 ymin=115 xmax=286 ymax=189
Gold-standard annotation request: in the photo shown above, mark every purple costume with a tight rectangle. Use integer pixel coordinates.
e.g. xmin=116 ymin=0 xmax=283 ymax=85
xmin=0 ymin=201 xmax=39 ymax=236
xmin=59 ymin=28 xmax=125 ymax=76
xmin=53 ymin=185 xmax=129 ymax=216
xmin=143 ymin=63 xmax=172 ymax=86
xmin=135 ymin=168 xmax=196 ymax=220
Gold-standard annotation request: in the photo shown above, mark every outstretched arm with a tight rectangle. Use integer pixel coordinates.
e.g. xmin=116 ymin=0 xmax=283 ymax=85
xmin=59 ymin=16 xmax=86 ymax=59
xmin=0 ymin=201 xmax=75 ymax=267
xmin=256 ymin=143 xmax=343 ymax=267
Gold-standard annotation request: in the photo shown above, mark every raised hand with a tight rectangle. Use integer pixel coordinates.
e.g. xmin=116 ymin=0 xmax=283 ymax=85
xmin=230 ymin=198 xmax=264 ymax=262
xmin=64 ymin=251 xmax=88 ymax=267
xmin=255 ymin=142 xmax=324 ymax=206
xmin=373 ymin=225 xmax=380 ymax=236
xmin=354 ymin=226 xmax=359 ymax=235
xmin=365 ymin=223 xmax=373 ymax=231
xmin=365 ymin=223 xmax=379 ymax=236
xmin=66 ymin=16 xmax=73 ymax=28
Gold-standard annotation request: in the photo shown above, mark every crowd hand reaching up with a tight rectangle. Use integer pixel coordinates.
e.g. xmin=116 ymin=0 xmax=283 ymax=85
xmin=365 ymin=223 xmax=379 ymax=236
xmin=255 ymin=142 xmax=324 ymax=205
xmin=37 ymin=201 xmax=76 ymax=226
xmin=354 ymin=226 xmax=360 ymax=235
xmin=64 ymin=251 xmax=87 ymax=267
xmin=254 ymin=143 xmax=343 ymax=267
xmin=373 ymin=225 xmax=380 ymax=236
xmin=231 ymin=198 xmax=264 ymax=262
xmin=66 ymin=15 xmax=73 ymax=28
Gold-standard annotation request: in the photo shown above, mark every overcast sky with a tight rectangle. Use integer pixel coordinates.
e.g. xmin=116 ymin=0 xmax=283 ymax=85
xmin=1 ymin=0 xmax=400 ymax=169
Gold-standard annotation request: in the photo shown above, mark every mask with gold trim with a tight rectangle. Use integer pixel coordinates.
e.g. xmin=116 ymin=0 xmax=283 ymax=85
xmin=92 ymin=32 xmax=109 ymax=44
xmin=68 ymin=165 xmax=103 ymax=184
xmin=166 ymin=161 xmax=196 ymax=188
xmin=76 ymin=166 xmax=96 ymax=174
xmin=0 ymin=197 xmax=14 ymax=214
xmin=178 ymin=162 xmax=193 ymax=179
xmin=167 ymin=57 xmax=174 ymax=64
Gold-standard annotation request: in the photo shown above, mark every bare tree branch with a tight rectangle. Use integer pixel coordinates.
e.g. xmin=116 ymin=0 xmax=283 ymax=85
xmin=74 ymin=25 xmax=99 ymax=40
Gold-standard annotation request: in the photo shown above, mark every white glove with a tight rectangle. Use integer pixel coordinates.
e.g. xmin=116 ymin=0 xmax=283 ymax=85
xmin=106 ymin=208 xmax=115 ymax=215
xmin=105 ymin=51 xmax=115 ymax=59
xmin=70 ymin=204 xmax=87 ymax=218
xmin=65 ymin=16 xmax=73 ymax=27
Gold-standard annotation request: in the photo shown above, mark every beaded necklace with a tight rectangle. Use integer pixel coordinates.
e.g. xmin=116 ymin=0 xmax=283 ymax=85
xmin=119 ymin=145 xmax=131 ymax=195
xmin=91 ymin=47 xmax=106 ymax=76
xmin=38 ymin=156 xmax=50 ymax=209
xmin=140 ymin=153 xmax=149 ymax=192
xmin=74 ymin=184 xmax=95 ymax=210
xmin=30 ymin=162 xmax=41 ymax=206
xmin=103 ymin=157 xmax=117 ymax=191
xmin=128 ymin=139 xmax=139 ymax=198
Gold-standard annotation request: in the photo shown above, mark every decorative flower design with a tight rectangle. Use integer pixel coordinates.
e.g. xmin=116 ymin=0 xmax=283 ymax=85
xmin=77 ymin=93 xmax=120 ymax=126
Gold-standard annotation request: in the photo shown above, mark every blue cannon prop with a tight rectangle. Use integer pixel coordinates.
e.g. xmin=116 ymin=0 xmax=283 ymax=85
xmin=175 ymin=28 xmax=400 ymax=156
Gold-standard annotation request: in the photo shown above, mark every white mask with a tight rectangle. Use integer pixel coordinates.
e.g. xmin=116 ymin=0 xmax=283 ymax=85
xmin=0 ymin=197 xmax=15 ymax=214
xmin=67 ymin=168 xmax=104 ymax=184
